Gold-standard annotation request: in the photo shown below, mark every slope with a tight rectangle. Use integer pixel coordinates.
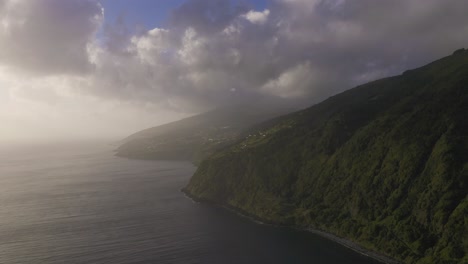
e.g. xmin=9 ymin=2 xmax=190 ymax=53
xmin=184 ymin=49 xmax=468 ymax=264
xmin=116 ymin=103 xmax=293 ymax=163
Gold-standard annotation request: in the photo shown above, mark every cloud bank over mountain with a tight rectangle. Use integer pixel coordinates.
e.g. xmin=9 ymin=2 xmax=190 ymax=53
xmin=1 ymin=0 xmax=467 ymax=142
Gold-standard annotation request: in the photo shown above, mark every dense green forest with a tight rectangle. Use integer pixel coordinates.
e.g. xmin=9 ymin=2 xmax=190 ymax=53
xmin=184 ymin=50 xmax=468 ymax=264
xmin=116 ymin=103 xmax=292 ymax=164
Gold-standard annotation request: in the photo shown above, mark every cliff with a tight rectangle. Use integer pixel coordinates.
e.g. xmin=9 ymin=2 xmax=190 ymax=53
xmin=184 ymin=50 xmax=468 ymax=263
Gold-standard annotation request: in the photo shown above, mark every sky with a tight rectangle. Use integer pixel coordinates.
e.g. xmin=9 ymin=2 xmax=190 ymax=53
xmin=0 ymin=0 xmax=467 ymax=144
xmin=100 ymin=0 xmax=268 ymax=29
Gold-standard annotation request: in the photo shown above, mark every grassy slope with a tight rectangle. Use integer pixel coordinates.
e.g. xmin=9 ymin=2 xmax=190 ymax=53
xmin=184 ymin=50 xmax=468 ymax=264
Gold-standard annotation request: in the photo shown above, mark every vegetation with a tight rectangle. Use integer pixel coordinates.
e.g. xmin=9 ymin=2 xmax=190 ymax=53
xmin=116 ymin=103 xmax=293 ymax=164
xmin=184 ymin=50 xmax=468 ymax=263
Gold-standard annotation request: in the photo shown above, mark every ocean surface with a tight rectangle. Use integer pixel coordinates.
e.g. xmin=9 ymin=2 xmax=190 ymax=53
xmin=0 ymin=142 xmax=381 ymax=264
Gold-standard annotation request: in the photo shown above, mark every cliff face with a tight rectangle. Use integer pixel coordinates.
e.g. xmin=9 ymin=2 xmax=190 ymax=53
xmin=184 ymin=51 xmax=468 ymax=264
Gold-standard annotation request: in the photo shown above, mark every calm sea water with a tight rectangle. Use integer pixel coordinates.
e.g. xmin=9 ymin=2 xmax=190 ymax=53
xmin=0 ymin=142 xmax=381 ymax=264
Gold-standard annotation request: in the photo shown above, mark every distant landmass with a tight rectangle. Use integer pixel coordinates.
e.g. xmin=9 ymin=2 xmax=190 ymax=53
xmin=116 ymin=103 xmax=294 ymax=164
xmin=184 ymin=50 xmax=468 ymax=264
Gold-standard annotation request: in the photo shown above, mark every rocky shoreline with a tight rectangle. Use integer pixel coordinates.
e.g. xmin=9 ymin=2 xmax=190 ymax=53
xmin=306 ymin=229 xmax=401 ymax=264
xmin=182 ymin=188 xmax=401 ymax=264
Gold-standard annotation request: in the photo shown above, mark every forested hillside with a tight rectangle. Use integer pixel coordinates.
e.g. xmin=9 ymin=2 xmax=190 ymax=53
xmin=184 ymin=50 xmax=468 ymax=264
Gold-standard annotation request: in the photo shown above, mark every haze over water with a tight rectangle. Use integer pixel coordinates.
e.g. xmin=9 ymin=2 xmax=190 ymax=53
xmin=0 ymin=143 xmax=381 ymax=264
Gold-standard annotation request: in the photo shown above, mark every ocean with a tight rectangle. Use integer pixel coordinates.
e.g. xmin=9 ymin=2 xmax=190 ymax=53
xmin=0 ymin=142 xmax=381 ymax=264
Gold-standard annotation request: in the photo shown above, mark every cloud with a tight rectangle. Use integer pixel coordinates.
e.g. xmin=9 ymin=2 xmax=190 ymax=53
xmin=0 ymin=67 xmax=186 ymax=143
xmin=1 ymin=0 xmax=468 ymax=142
xmin=261 ymin=62 xmax=323 ymax=98
xmin=3 ymin=0 xmax=467 ymax=107
xmin=0 ymin=0 xmax=103 ymax=75
xmin=168 ymin=0 xmax=248 ymax=35
xmin=85 ymin=0 xmax=468 ymax=110
xmin=242 ymin=9 xmax=270 ymax=24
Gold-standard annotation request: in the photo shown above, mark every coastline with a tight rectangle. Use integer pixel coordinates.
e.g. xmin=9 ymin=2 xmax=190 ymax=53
xmin=305 ymin=229 xmax=401 ymax=264
xmin=182 ymin=188 xmax=401 ymax=264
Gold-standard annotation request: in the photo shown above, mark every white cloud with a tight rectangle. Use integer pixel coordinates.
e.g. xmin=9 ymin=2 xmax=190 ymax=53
xmin=242 ymin=9 xmax=270 ymax=24
xmin=261 ymin=62 xmax=318 ymax=98
xmin=178 ymin=27 xmax=206 ymax=65
xmin=131 ymin=28 xmax=171 ymax=65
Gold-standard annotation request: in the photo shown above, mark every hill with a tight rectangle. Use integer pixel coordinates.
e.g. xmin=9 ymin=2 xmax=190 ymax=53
xmin=116 ymin=103 xmax=294 ymax=163
xmin=184 ymin=50 xmax=468 ymax=263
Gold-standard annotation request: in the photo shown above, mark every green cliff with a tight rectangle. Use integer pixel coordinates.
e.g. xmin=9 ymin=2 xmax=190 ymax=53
xmin=184 ymin=50 xmax=468 ymax=263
